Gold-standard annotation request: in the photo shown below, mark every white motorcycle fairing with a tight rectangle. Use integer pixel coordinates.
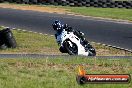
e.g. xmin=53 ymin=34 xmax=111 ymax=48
xmin=56 ymin=29 xmax=90 ymax=56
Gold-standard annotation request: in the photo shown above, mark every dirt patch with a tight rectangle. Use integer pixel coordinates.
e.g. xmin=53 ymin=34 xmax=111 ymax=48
xmin=0 ymin=3 xmax=69 ymax=14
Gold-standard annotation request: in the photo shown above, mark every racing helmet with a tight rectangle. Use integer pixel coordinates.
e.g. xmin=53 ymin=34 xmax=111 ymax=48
xmin=52 ymin=20 xmax=63 ymax=31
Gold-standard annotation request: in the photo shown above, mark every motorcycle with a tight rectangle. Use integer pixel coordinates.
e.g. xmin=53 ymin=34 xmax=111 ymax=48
xmin=53 ymin=22 xmax=96 ymax=56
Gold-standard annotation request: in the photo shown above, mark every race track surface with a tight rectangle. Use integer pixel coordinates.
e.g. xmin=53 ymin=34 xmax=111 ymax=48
xmin=0 ymin=8 xmax=132 ymax=50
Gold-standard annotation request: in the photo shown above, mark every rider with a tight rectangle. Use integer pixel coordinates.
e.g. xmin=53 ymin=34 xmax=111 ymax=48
xmin=52 ymin=20 xmax=63 ymax=40
xmin=52 ymin=20 xmax=85 ymax=41
xmin=52 ymin=20 xmax=88 ymax=48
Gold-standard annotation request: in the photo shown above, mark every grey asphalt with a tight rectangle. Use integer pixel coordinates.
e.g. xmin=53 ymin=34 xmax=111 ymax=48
xmin=0 ymin=8 xmax=132 ymax=50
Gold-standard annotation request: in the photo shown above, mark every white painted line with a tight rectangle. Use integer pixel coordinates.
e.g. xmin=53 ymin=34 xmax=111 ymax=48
xmin=17 ymin=29 xmax=22 ymax=31
xmin=34 ymin=32 xmax=37 ymax=33
xmin=102 ymin=44 xmax=106 ymax=46
xmin=22 ymin=30 xmax=27 ymax=32
xmin=50 ymin=35 xmax=54 ymax=37
xmin=116 ymin=47 xmax=121 ymax=49
xmin=28 ymin=31 xmax=33 ymax=32
xmin=125 ymin=49 xmax=129 ymax=51
xmin=97 ymin=43 xmax=101 ymax=45
xmin=39 ymin=33 xmax=43 ymax=35
xmin=12 ymin=28 xmax=17 ymax=30
xmin=120 ymin=48 xmax=125 ymax=50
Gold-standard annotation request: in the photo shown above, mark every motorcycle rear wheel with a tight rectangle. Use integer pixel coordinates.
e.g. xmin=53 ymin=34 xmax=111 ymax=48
xmin=63 ymin=40 xmax=78 ymax=55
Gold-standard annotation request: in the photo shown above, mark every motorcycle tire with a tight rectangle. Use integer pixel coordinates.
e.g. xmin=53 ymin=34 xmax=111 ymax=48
xmin=88 ymin=47 xmax=96 ymax=56
xmin=5 ymin=37 xmax=17 ymax=48
xmin=2 ymin=28 xmax=17 ymax=48
xmin=63 ymin=40 xmax=78 ymax=55
xmin=0 ymin=44 xmax=7 ymax=50
xmin=59 ymin=46 xmax=67 ymax=53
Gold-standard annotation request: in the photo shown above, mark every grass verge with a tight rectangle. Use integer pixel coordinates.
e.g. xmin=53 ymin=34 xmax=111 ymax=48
xmin=0 ymin=3 xmax=132 ymax=21
xmin=0 ymin=27 xmax=60 ymax=54
xmin=0 ymin=27 xmax=132 ymax=56
xmin=0 ymin=57 xmax=131 ymax=88
xmin=54 ymin=6 xmax=132 ymax=21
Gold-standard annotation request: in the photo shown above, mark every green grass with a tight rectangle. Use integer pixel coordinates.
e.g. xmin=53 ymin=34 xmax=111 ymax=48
xmin=36 ymin=4 xmax=132 ymax=21
xmin=0 ymin=28 xmax=60 ymax=54
xmin=0 ymin=57 xmax=131 ymax=88
xmin=1 ymin=2 xmax=132 ymax=21
xmin=0 ymin=27 xmax=132 ymax=55
xmin=60 ymin=6 xmax=132 ymax=21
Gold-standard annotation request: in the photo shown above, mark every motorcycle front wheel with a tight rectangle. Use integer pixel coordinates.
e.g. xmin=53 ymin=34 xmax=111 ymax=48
xmin=63 ymin=40 xmax=78 ymax=55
